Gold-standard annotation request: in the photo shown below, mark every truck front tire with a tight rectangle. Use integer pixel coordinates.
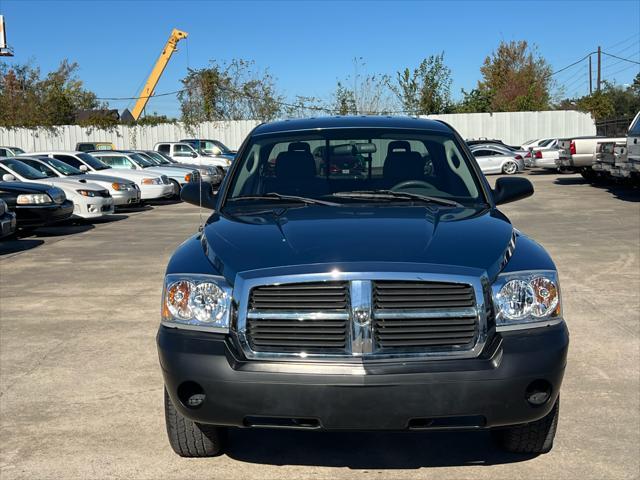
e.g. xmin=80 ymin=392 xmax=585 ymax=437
xmin=492 ymin=398 xmax=559 ymax=454
xmin=164 ymin=388 xmax=227 ymax=457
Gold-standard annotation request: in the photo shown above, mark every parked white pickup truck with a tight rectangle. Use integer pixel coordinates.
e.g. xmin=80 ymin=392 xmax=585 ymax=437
xmin=556 ymin=135 xmax=626 ymax=180
xmin=593 ymin=112 xmax=640 ymax=184
xmin=154 ymin=142 xmax=231 ymax=172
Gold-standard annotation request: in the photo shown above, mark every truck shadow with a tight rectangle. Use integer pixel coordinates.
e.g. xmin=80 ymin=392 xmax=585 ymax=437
xmin=225 ymin=429 xmax=536 ymax=468
xmin=553 ymin=177 xmax=639 ymax=202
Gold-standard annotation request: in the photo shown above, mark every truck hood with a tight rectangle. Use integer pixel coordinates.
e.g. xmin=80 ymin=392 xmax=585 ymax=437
xmin=202 ymin=205 xmax=514 ymax=283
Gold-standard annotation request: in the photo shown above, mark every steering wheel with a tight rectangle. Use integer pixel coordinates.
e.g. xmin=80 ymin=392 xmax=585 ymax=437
xmin=390 ymin=180 xmax=435 ymax=192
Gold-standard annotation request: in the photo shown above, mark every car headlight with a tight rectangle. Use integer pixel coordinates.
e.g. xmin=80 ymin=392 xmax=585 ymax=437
xmin=77 ymin=189 xmax=97 ymax=197
xmin=142 ymin=178 xmax=161 ymax=185
xmin=492 ymin=270 xmax=562 ymax=330
xmin=161 ymin=274 xmax=233 ymax=333
xmin=16 ymin=193 xmax=53 ymax=205
xmin=111 ymin=182 xmax=129 ymax=191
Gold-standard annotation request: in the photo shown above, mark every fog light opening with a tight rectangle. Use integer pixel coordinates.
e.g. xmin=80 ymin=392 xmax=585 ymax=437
xmin=526 ymin=379 xmax=552 ymax=406
xmin=177 ymin=381 xmax=206 ymax=409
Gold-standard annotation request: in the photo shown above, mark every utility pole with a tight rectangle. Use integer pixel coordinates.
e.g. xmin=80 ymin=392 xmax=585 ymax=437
xmin=597 ymin=46 xmax=601 ymax=91
xmin=589 ymin=55 xmax=593 ymax=95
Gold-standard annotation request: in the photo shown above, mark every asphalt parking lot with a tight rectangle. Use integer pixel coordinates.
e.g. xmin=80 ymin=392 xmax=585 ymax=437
xmin=1 ymin=172 xmax=639 ymax=480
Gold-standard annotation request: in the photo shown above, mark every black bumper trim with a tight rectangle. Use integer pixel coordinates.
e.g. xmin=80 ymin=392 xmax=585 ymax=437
xmin=157 ymin=322 xmax=568 ymax=430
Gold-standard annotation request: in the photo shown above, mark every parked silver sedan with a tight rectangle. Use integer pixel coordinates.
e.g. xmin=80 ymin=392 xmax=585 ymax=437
xmin=470 ymin=145 xmax=525 ymax=175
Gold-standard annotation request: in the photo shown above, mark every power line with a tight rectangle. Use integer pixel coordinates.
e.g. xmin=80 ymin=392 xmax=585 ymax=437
xmin=601 ymin=51 xmax=640 ymax=65
xmin=605 ymin=33 xmax=640 ymax=51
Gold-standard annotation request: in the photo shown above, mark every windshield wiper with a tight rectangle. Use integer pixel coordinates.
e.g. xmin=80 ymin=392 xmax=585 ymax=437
xmin=331 ymin=190 xmax=463 ymax=207
xmin=227 ymin=192 xmax=341 ymax=207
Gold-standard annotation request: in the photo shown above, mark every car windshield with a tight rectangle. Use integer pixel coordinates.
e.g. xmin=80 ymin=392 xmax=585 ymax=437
xmin=128 ymin=153 xmax=154 ymax=168
xmin=146 ymin=151 xmax=172 ymax=164
xmin=203 ymin=140 xmax=231 ymax=154
xmin=12 ymin=147 xmax=26 ymax=155
xmin=78 ymin=153 xmax=110 ymax=171
xmin=225 ymin=128 xmax=485 ymax=208
xmin=1 ymin=159 xmax=49 ymax=180
xmin=43 ymin=158 xmax=83 ymax=176
xmin=136 ymin=152 xmax=162 ymax=165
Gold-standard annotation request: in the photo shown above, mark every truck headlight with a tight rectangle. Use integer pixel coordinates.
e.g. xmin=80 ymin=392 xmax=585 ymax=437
xmin=492 ymin=270 xmax=562 ymax=329
xmin=161 ymin=274 xmax=233 ymax=333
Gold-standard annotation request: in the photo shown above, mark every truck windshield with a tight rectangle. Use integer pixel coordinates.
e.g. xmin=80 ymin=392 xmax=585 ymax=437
xmin=226 ymin=129 xmax=485 ymax=206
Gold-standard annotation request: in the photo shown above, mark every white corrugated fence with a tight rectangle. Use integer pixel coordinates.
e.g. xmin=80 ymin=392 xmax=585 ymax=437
xmin=425 ymin=110 xmax=596 ymax=145
xmin=0 ymin=120 xmax=260 ymax=152
xmin=0 ymin=111 xmax=596 ymax=152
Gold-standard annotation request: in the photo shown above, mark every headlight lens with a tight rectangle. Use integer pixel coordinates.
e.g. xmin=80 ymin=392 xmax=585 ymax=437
xmin=111 ymin=182 xmax=129 ymax=191
xmin=492 ymin=271 xmax=561 ymax=329
xmin=162 ymin=274 xmax=233 ymax=332
xmin=16 ymin=193 xmax=53 ymax=205
xmin=142 ymin=178 xmax=161 ymax=185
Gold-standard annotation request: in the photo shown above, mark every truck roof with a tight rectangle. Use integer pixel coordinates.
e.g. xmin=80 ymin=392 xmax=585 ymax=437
xmin=252 ymin=116 xmax=452 ymax=136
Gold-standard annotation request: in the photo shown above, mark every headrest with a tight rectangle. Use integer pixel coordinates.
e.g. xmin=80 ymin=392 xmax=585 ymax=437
xmin=275 ymin=150 xmax=316 ymax=180
xmin=288 ymin=142 xmax=311 ymax=153
xmin=387 ymin=140 xmax=411 ymax=154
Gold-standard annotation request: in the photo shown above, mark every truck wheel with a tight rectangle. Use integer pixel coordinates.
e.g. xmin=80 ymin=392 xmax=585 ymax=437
xmin=502 ymin=161 xmax=517 ymax=175
xmin=164 ymin=388 xmax=226 ymax=457
xmin=493 ymin=398 xmax=559 ymax=454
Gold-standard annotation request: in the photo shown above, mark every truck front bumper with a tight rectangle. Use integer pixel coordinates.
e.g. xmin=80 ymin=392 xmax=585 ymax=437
xmin=158 ymin=322 xmax=568 ymax=431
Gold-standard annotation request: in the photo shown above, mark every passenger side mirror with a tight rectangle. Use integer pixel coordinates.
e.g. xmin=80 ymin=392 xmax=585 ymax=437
xmin=79 ymin=165 xmax=88 ymax=172
xmin=180 ymin=182 xmax=218 ymax=209
xmin=492 ymin=177 xmax=534 ymax=205
xmin=191 ymin=152 xmax=198 ymax=158
xmin=2 ymin=173 xmax=16 ymax=182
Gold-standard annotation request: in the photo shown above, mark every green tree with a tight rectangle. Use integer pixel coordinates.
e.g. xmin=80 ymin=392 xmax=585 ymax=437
xmin=331 ymin=58 xmax=396 ymax=115
xmin=391 ymin=52 xmax=453 ymax=115
xmin=0 ymin=59 xmax=105 ymax=128
xmin=178 ymin=59 xmax=282 ymax=126
xmin=476 ymin=40 xmax=552 ymax=112
xmin=454 ymin=87 xmax=493 ymax=113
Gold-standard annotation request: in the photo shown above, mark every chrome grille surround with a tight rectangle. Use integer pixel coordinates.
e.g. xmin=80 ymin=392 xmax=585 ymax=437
xmin=234 ymin=265 xmax=490 ymax=362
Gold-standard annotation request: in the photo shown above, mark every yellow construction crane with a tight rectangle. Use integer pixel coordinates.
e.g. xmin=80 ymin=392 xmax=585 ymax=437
xmin=126 ymin=28 xmax=188 ymax=121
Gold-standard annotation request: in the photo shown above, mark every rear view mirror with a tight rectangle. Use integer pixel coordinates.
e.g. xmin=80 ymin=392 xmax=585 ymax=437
xmin=2 ymin=173 xmax=16 ymax=182
xmin=492 ymin=177 xmax=534 ymax=205
xmin=181 ymin=182 xmax=217 ymax=209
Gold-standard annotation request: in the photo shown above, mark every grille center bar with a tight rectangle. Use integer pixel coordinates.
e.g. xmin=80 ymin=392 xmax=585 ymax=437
xmin=350 ymin=280 xmax=373 ymax=355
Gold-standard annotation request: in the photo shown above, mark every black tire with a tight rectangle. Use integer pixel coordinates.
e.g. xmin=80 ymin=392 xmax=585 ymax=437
xmin=164 ymin=388 xmax=226 ymax=457
xmin=493 ymin=398 xmax=559 ymax=454
xmin=169 ymin=180 xmax=181 ymax=200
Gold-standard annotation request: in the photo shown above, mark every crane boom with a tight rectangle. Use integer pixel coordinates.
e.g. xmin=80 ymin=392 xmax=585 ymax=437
xmin=130 ymin=28 xmax=188 ymax=120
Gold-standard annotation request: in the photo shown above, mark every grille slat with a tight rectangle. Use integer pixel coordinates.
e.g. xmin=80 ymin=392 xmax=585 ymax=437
xmin=248 ymin=281 xmax=349 ymax=353
xmin=373 ymin=280 xmax=477 ymax=351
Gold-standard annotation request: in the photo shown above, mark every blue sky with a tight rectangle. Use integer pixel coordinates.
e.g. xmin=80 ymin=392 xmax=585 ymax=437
xmin=1 ymin=0 xmax=639 ymax=117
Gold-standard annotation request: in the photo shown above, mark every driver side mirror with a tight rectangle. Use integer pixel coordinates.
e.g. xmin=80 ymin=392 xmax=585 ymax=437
xmin=492 ymin=177 xmax=534 ymax=205
xmin=181 ymin=182 xmax=218 ymax=209
xmin=79 ymin=164 xmax=88 ymax=172
xmin=191 ymin=152 xmax=198 ymax=158
xmin=2 ymin=173 xmax=16 ymax=182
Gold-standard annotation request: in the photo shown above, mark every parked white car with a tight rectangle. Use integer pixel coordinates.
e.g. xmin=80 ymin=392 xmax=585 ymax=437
xmin=17 ymin=156 xmax=140 ymax=207
xmin=470 ymin=144 xmax=525 ymax=175
xmin=0 ymin=146 xmax=26 ymax=157
xmin=154 ymin=142 xmax=231 ymax=171
xmin=33 ymin=151 xmax=174 ymax=201
xmin=0 ymin=158 xmax=114 ymax=219
xmin=90 ymin=151 xmax=198 ymax=198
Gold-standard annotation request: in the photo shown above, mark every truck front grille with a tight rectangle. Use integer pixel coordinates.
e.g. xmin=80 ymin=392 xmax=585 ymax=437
xmin=243 ymin=278 xmax=482 ymax=359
